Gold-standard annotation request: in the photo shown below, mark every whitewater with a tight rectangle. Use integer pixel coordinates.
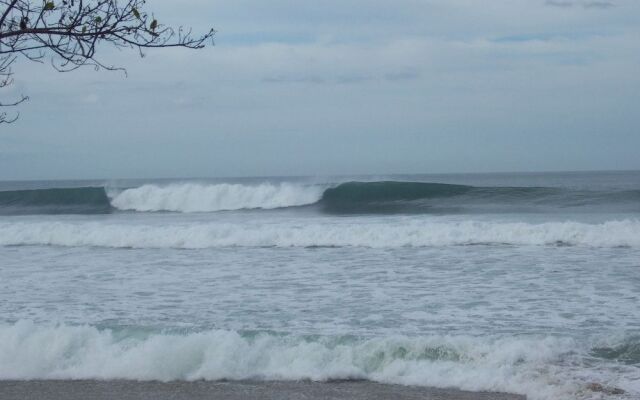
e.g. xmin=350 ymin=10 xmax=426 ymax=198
xmin=1 ymin=171 xmax=639 ymax=400
xmin=2 ymin=218 xmax=640 ymax=248
xmin=110 ymin=182 xmax=326 ymax=212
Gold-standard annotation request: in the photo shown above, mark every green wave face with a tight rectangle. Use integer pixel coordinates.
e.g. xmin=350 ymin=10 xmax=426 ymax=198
xmin=319 ymin=181 xmax=640 ymax=214
xmin=322 ymin=181 xmax=473 ymax=202
xmin=320 ymin=181 xmax=473 ymax=214
xmin=0 ymin=187 xmax=112 ymax=215
xmin=591 ymin=337 xmax=640 ymax=365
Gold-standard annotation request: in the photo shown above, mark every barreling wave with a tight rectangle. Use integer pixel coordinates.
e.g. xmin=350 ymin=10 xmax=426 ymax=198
xmin=320 ymin=181 xmax=640 ymax=214
xmin=320 ymin=181 xmax=472 ymax=213
xmin=0 ymin=321 xmax=637 ymax=400
xmin=2 ymin=219 xmax=639 ymax=249
xmin=1 ymin=181 xmax=639 ymax=215
xmin=0 ymin=187 xmax=112 ymax=215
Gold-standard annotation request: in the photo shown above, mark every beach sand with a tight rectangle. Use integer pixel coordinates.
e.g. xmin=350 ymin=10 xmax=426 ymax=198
xmin=0 ymin=380 xmax=526 ymax=400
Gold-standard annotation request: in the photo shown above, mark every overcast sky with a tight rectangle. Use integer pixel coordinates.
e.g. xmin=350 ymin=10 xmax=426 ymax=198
xmin=1 ymin=0 xmax=639 ymax=180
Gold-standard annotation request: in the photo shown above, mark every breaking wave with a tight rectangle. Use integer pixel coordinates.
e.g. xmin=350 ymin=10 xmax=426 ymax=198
xmin=0 ymin=321 xmax=637 ymax=400
xmin=1 ymin=219 xmax=639 ymax=249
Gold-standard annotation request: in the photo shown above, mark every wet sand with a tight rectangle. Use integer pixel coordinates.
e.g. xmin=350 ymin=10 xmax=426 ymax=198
xmin=0 ymin=380 xmax=525 ymax=400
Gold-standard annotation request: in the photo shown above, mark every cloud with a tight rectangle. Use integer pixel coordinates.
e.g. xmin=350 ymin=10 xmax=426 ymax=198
xmin=545 ymin=0 xmax=615 ymax=8
xmin=262 ymin=75 xmax=327 ymax=84
xmin=545 ymin=0 xmax=573 ymax=7
xmin=384 ymin=70 xmax=420 ymax=82
xmin=2 ymin=0 xmax=639 ymax=179
xmin=583 ymin=1 xmax=615 ymax=9
xmin=81 ymin=93 xmax=100 ymax=104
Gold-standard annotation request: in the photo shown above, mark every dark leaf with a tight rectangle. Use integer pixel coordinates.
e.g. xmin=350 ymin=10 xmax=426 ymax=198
xmin=150 ymin=19 xmax=157 ymax=31
xmin=44 ymin=2 xmax=55 ymax=11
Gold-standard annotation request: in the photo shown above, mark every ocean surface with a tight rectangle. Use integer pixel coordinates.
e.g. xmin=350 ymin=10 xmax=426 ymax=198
xmin=0 ymin=171 xmax=639 ymax=400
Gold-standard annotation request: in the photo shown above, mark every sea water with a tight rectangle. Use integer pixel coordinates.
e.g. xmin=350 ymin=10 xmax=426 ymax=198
xmin=0 ymin=171 xmax=639 ymax=399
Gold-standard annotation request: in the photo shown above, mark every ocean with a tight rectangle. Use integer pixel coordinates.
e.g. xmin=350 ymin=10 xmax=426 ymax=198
xmin=0 ymin=171 xmax=638 ymax=400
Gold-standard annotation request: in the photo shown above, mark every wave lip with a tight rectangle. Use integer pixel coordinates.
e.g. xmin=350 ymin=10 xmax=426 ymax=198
xmin=110 ymin=183 xmax=325 ymax=213
xmin=1 ymin=321 xmax=637 ymax=400
xmin=0 ymin=187 xmax=112 ymax=215
xmin=1 ymin=219 xmax=639 ymax=249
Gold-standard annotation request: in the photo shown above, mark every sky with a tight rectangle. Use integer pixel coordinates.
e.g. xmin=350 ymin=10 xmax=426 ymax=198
xmin=1 ymin=0 xmax=639 ymax=180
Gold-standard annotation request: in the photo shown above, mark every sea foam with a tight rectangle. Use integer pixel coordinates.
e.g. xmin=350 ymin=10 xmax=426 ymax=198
xmin=2 ymin=321 xmax=629 ymax=400
xmin=1 ymin=219 xmax=639 ymax=249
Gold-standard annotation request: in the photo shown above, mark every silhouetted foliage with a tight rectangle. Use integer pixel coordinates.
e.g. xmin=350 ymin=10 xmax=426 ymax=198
xmin=0 ymin=0 xmax=215 ymax=123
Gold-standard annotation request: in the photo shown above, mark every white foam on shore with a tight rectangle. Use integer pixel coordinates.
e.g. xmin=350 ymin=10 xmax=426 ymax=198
xmin=109 ymin=183 xmax=324 ymax=212
xmin=1 ymin=219 xmax=640 ymax=249
xmin=2 ymin=321 xmax=636 ymax=400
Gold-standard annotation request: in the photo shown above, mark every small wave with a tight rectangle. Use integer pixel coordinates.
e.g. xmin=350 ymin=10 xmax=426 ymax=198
xmin=591 ymin=336 xmax=640 ymax=365
xmin=0 ymin=187 xmax=112 ymax=215
xmin=0 ymin=321 xmax=637 ymax=400
xmin=1 ymin=219 xmax=639 ymax=249
xmin=110 ymin=183 xmax=325 ymax=213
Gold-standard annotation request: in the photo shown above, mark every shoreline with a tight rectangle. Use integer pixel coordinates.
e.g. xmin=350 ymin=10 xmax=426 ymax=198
xmin=0 ymin=380 xmax=526 ymax=400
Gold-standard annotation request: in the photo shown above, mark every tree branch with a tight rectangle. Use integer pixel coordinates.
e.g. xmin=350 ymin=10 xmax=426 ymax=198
xmin=0 ymin=0 xmax=215 ymax=124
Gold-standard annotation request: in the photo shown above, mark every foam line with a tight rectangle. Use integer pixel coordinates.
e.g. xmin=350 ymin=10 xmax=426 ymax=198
xmin=1 ymin=219 xmax=639 ymax=248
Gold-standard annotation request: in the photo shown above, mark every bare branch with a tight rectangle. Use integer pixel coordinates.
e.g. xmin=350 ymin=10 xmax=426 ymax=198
xmin=0 ymin=0 xmax=215 ymax=124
